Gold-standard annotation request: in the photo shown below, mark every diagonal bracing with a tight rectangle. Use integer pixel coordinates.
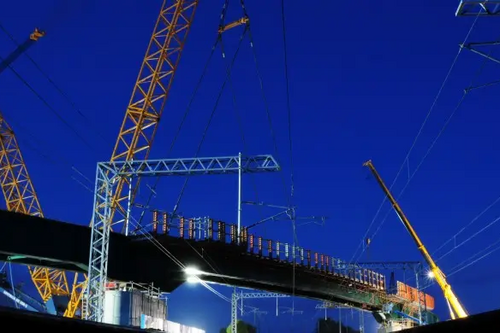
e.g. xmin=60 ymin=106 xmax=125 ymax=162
xmin=86 ymin=154 xmax=280 ymax=322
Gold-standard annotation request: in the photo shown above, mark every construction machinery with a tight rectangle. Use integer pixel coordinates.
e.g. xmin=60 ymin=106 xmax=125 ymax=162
xmin=363 ymin=160 xmax=468 ymax=320
xmin=0 ymin=27 xmax=77 ymax=316
xmin=0 ymin=28 xmax=44 ymax=74
xmin=75 ymin=0 xmax=202 ymax=320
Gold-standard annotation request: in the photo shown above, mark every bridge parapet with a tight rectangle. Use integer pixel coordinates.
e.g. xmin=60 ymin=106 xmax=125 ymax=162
xmin=147 ymin=211 xmax=387 ymax=293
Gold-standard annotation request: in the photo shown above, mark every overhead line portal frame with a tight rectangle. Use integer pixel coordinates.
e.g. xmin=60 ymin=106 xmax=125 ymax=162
xmin=86 ymin=154 xmax=280 ymax=322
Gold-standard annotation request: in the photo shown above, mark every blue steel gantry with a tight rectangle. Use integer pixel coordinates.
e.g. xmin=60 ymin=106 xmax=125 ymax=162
xmin=86 ymin=154 xmax=280 ymax=322
xmin=455 ymin=1 xmax=500 ymax=16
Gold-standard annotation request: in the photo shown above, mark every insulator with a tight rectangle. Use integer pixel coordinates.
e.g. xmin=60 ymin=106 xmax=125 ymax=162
xmin=320 ymin=254 xmax=324 ymax=271
xmin=325 ymin=256 xmax=330 ymax=273
xmin=285 ymin=243 xmax=289 ymax=260
xmin=267 ymin=240 xmax=272 ymax=258
xmin=276 ymin=241 xmax=280 ymax=260
xmin=314 ymin=252 xmax=318 ymax=268
xmin=258 ymin=237 xmax=263 ymax=256
xmin=306 ymin=250 xmax=311 ymax=268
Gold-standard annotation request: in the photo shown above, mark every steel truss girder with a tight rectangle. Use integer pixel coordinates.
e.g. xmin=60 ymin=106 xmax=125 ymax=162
xmin=352 ymin=261 xmax=422 ymax=272
xmin=86 ymin=154 xmax=280 ymax=322
xmin=461 ymin=41 xmax=500 ymax=64
xmin=455 ymin=1 xmax=500 ymax=16
xmin=100 ymin=155 xmax=280 ymax=178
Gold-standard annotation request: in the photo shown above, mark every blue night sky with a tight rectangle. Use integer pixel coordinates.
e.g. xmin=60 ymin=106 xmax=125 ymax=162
xmin=1 ymin=1 xmax=500 ymax=332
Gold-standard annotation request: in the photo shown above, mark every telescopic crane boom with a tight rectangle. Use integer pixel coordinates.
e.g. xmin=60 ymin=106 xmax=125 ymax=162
xmin=363 ymin=159 xmax=468 ymax=320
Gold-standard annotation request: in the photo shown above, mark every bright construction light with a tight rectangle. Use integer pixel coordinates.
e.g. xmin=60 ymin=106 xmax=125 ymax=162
xmin=185 ymin=266 xmax=202 ymax=276
xmin=427 ymin=271 xmax=435 ymax=279
xmin=186 ymin=276 xmax=200 ymax=284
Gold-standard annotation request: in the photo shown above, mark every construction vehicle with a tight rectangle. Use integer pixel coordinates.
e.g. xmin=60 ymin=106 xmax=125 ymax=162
xmin=363 ymin=160 xmax=468 ymax=320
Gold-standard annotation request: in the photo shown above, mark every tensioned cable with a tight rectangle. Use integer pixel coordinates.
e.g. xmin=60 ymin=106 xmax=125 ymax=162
xmin=280 ymin=0 xmax=298 ymax=322
xmin=432 ymin=194 xmax=500 ymax=257
xmin=420 ymin=236 xmax=500 ymax=291
xmin=171 ymin=27 xmax=248 ymax=216
xmin=348 ymin=9 xmax=483 ymax=265
xmin=218 ymin=27 xmax=266 ymax=229
xmin=0 ymin=53 xmax=95 ymax=151
xmin=5 ymin=115 xmax=94 ymax=193
xmin=0 ymin=22 xmax=106 ymax=141
xmin=134 ymin=26 xmax=222 ymax=228
xmin=356 ymin=25 xmax=499 ymax=264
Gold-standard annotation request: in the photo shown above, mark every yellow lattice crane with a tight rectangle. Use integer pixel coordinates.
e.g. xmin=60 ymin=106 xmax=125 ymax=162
xmin=0 ymin=27 xmax=83 ymax=316
xmin=0 ymin=111 xmax=71 ymax=309
xmin=363 ymin=159 xmax=468 ymax=320
xmin=65 ymin=0 xmax=202 ymax=317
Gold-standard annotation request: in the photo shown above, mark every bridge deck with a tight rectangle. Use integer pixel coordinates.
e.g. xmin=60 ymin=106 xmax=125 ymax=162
xmin=0 ymin=210 xmax=424 ymax=313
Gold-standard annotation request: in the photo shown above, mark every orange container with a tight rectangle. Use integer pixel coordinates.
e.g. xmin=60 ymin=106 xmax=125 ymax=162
xmin=395 ymin=281 xmax=435 ymax=310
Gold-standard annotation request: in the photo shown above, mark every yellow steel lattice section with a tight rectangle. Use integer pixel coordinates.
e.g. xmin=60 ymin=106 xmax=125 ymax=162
xmin=67 ymin=0 xmax=199 ymax=316
xmin=109 ymin=0 xmax=199 ymax=225
xmin=0 ymin=111 xmax=70 ymax=302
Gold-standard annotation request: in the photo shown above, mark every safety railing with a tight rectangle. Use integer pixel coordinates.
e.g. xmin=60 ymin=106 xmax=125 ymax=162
xmin=149 ymin=211 xmax=386 ymax=291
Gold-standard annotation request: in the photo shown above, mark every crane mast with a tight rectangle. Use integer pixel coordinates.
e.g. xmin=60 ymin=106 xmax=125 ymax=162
xmin=69 ymin=0 xmax=199 ymax=320
xmin=363 ymin=159 xmax=468 ymax=319
xmin=108 ymin=0 xmax=199 ymax=231
xmin=0 ymin=111 xmax=70 ymax=306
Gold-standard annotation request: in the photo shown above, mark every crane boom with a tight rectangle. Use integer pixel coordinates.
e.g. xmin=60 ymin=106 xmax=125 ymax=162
xmin=67 ymin=0 xmax=200 ymax=318
xmin=363 ymin=160 xmax=468 ymax=319
xmin=0 ymin=28 xmax=44 ymax=74
xmin=108 ymin=0 xmax=198 ymax=229
xmin=0 ymin=111 xmax=70 ymax=304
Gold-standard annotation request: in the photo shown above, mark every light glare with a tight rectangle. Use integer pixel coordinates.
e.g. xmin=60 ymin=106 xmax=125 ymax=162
xmin=186 ymin=276 xmax=200 ymax=284
xmin=185 ymin=267 xmax=202 ymax=276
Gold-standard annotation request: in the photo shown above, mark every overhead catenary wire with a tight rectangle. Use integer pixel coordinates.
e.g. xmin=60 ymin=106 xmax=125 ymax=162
xmin=171 ymin=26 xmax=248 ymax=216
xmin=420 ymin=236 xmax=500 ymax=291
xmin=5 ymin=115 xmax=94 ymax=193
xmin=432 ymin=194 xmax=500 ymax=257
xmin=280 ymin=0 xmax=298 ymax=321
xmin=349 ymin=9 xmax=484 ymax=265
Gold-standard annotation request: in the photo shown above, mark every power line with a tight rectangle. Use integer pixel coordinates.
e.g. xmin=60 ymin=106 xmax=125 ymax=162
xmin=350 ymin=10 xmax=484 ymax=264
xmin=0 ymin=53 xmax=95 ymax=151
xmin=0 ymin=22 xmax=106 ymax=141
xmin=280 ymin=0 xmax=298 ymax=321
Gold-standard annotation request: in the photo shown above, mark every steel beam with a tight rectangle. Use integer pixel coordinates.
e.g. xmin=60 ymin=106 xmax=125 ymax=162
xmin=455 ymin=1 xmax=500 ymax=16
xmin=231 ymin=291 xmax=289 ymax=333
xmin=352 ymin=261 xmax=422 ymax=271
xmin=86 ymin=154 xmax=279 ymax=322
